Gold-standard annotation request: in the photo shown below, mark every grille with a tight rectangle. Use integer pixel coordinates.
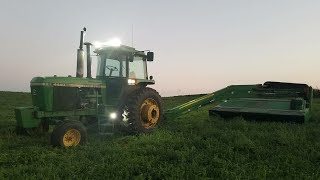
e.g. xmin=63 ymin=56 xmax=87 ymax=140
xmin=53 ymin=87 xmax=79 ymax=111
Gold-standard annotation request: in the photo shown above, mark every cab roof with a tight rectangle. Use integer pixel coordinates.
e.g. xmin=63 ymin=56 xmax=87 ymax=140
xmin=94 ymin=45 xmax=146 ymax=56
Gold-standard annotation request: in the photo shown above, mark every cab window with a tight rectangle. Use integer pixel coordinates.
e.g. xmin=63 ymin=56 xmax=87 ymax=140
xmin=129 ymin=56 xmax=147 ymax=79
xmin=97 ymin=54 xmax=127 ymax=77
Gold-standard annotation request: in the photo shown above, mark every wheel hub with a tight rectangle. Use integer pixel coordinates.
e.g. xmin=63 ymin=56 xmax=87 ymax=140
xmin=140 ymin=98 xmax=160 ymax=128
xmin=63 ymin=129 xmax=81 ymax=147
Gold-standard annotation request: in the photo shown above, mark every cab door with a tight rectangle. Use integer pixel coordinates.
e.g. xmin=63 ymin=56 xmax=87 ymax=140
xmin=103 ymin=58 xmax=128 ymax=106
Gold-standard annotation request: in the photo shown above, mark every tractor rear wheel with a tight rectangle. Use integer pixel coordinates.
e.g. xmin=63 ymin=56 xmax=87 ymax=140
xmin=50 ymin=121 xmax=87 ymax=147
xmin=124 ymin=87 xmax=163 ymax=133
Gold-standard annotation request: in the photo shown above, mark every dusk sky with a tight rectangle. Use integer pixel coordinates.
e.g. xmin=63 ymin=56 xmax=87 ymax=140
xmin=1 ymin=0 xmax=319 ymax=96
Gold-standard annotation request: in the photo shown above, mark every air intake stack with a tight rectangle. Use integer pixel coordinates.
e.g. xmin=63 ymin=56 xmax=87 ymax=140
xmin=84 ymin=42 xmax=92 ymax=78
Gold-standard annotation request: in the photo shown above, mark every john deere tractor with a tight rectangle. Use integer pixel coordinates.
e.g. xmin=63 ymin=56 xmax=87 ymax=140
xmin=15 ymin=28 xmax=314 ymax=148
xmin=15 ymin=28 xmax=163 ymax=147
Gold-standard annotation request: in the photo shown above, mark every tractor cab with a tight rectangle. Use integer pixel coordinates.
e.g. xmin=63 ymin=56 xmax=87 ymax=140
xmin=94 ymin=45 xmax=155 ymax=85
xmin=92 ymin=45 xmax=156 ymax=107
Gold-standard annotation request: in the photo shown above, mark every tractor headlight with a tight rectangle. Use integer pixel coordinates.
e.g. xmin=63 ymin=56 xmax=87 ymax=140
xmin=93 ymin=38 xmax=122 ymax=48
xmin=128 ymin=79 xmax=136 ymax=85
xmin=109 ymin=112 xmax=117 ymax=120
xmin=107 ymin=38 xmax=121 ymax=47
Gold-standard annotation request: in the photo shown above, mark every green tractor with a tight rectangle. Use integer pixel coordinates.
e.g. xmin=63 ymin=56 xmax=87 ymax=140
xmin=15 ymin=28 xmax=163 ymax=147
xmin=15 ymin=28 xmax=314 ymax=148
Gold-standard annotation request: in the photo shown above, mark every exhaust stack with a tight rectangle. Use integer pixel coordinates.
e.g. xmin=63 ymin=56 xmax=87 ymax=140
xmin=84 ymin=42 xmax=92 ymax=78
xmin=76 ymin=27 xmax=86 ymax=78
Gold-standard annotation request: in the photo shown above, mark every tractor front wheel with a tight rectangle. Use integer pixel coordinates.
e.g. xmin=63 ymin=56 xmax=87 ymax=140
xmin=50 ymin=121 xmax=87 ymax=147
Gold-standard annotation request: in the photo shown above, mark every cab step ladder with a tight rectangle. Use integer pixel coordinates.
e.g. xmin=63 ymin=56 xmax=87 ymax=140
xmin=98 ymin=116 xmax=114 ymax=135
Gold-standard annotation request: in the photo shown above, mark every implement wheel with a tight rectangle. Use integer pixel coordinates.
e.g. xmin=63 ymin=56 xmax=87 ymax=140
xmin=125 ymin=87 xmax=163 ymax=133
xmin=50 ymin=121 xmax=87 ymax=147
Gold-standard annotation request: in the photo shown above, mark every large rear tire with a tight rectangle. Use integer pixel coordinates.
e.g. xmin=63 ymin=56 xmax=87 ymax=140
xmin=50 ymin=121 xmax=87 ymax=147
xmin=123 ymin=87 xmax=163 ymax=133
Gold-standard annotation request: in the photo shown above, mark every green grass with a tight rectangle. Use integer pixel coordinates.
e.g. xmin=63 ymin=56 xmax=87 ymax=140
xmin=0 ymin=91 xmax=320 ymax=179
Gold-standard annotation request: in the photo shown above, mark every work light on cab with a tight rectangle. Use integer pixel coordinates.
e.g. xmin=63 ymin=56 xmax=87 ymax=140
xmin=94 ymin=38 xmax=122 ymax=48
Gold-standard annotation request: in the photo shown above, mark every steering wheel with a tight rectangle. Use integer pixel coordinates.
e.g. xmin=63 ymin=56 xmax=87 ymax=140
xmin=106 ymin=65 xmax=119 ymax=71
xmin=106 ymin=65 xmax=119 ymax=76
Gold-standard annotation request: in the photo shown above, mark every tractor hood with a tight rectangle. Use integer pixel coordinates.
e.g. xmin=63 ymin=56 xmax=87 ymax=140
xmin=31 ymin=76 xmax=105 ymax=88
xmin=30 ymin=76 xmax=105 ymax=111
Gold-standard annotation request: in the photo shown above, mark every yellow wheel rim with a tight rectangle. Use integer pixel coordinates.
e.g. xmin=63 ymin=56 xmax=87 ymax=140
xmin=63 ymin=129 xmax=81 ymax=147
xmin=140 ymin=98 xmax=160 ymax=128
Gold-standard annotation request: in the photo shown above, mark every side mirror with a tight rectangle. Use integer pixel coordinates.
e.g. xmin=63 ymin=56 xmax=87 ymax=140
xmin=146 ymin=52 xmax=154 ymax=61
xmin=127 ymin=54 xmax=134 ymax=62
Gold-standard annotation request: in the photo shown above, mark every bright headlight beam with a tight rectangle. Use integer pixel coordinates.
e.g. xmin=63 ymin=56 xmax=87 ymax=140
xmin=109 ymin=112 xmax=117 ymax=119
xmin=128 ymin=79 xmax=136 ymax=85
xmin=93 ymin=38 xmax=122 ymax=48
xmin=106 ymin=38 xmax=121 ymax=47
xmin=93 ymin=41 xmax=103 ymax=48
